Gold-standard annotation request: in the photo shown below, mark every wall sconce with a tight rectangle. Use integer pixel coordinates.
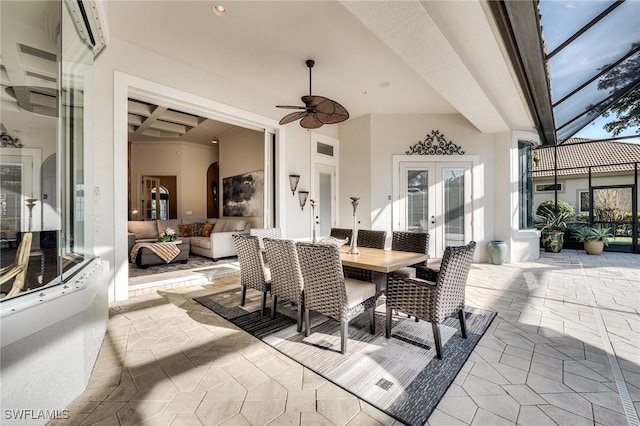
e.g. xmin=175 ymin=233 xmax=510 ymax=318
xmin=289 ymin=174 xmax=300 ymax=196
xmin=298 ymin=191 xmax=309 ymax=211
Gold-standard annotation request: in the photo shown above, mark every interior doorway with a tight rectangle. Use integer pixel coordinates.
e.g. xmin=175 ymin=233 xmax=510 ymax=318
xmin=141 ymin=175 xmax=177 ymax=220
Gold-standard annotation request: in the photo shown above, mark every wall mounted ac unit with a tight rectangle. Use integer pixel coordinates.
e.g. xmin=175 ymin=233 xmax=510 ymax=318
xmin=64 ymin=0 xmax=109 ymax=57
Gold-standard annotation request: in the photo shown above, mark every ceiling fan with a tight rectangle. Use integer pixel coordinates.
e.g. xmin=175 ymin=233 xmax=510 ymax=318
xmin=277 ymin=59 xmax=349 ymax=129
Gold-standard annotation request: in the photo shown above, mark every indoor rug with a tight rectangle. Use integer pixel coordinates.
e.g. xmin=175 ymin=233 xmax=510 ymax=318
xmin=195 ymin=287 xmax=496 ymax=426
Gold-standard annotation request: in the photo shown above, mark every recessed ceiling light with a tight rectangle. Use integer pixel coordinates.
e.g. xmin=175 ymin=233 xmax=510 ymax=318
xmin=360 ymin=90 xmax=368 ymax=95
xmin=379 ymin=81 xmax=391 ymax=88
xmin=212 ymin=5 xmax=227 ymax=16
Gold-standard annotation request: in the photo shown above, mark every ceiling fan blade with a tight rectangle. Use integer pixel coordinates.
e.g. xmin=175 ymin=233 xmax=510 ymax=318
xmin=279 ymin=111 xmax=308 ymax=125
xmin=301 ymin=95 xmax=330 ymax=108
xmin=313 ymin=98 xmax=338 ymax=115
xmin=316 ymin=100 xmax=349 ymax=124
xmin=300 ymin=113 xmax=324 ymax=129
xmin=276 ymin=105 xmax=306 ymax=109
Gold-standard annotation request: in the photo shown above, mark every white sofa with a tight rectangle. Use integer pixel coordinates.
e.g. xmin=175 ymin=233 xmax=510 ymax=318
xmin=127 ymin=218 xmax=251 ymax=261
xmin=190 ymin=218 xmax=251 ymax=260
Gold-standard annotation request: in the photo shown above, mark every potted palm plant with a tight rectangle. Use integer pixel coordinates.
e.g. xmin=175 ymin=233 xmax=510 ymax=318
xmin=538 ymin=205 xmax=572 ymax=253
xmin=573 ymin=226 xmax=612 ymax=255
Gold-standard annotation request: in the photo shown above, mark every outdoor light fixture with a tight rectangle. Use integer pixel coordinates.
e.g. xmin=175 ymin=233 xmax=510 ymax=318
xmin=289 ymin=174 xmax=300 ymax=196
xmin=298 ymin=191 xmax=309 ymax=211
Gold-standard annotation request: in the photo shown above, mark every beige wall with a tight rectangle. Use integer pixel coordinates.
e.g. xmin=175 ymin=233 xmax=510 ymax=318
xmin=218 ymin=126 xmax=264 ymax=229
xmin=129 ymin=140 xmax=218 ymax=220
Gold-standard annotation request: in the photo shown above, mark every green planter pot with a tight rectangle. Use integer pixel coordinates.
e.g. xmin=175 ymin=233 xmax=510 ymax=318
xmin=488 ymin=240 xmax=507 ymax=265
xmin=541 ymin=230 xmax=564 ymax=253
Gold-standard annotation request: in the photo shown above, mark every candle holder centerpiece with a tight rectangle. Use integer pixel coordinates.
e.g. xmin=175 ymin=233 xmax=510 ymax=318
xmin=310 ymin=199 xmax=318 ymax=243
xmin=348 ymin=196 xmax=360 ymax=255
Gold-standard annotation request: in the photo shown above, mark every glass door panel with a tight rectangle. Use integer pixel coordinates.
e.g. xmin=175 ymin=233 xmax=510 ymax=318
xmin=443 ymin=168 xmax=465 ymax=247
xmin=591 ymin=185 xmax=635 ymax=252
xmin=399 ymin=161 xmax=472 ymax=258
xmin=316 ymin=164 xmax=335 ymax=238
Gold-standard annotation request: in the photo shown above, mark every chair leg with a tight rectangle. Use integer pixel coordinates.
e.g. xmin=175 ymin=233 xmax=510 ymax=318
xmin=260 ymin=291 xmax=268 ymax=317
xmin=386 ymin=306 xmax=392 ymax=338
xmin=305 ymin=308 xmax=311 ymax=337
xmin=458 ymin=309 xmax=467 ymax=338
xmin=340 ymin=319 xmax=348 ymax=354
xmin=297 ymin=303 xmax=303 ymax=333
xmin=240 ymin=285 xmax=247 ymax=306
xmin=432 ymin=323 xmax=442 ymax=359
xmin=415 ymin=316 xmax=419 ymax=322
xmin=271 ymin=295 xmax=278 ymax=319
xmin=369 ymin=307 xmax=376 ymax=335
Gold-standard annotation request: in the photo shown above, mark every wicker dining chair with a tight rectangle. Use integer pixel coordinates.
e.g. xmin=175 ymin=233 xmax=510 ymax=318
xmin=250 ymin=227 xmax=282 ymax=248
xmin=390 ymin=231 xmax=429 ymax=279
xmin=232 ymin=234 xmax=271 ymax=316
xmin=264 ymin=237 xmax=305 ymax=332
xmin=296 ymin=242 xmax=377 ymax=354
xmin=385 ymin=241 xmax=476 ymax=359
xmin=357 ymin=229 xmax=387 ymax=249
xmin=330 ymin=228 xmax=352 ymax=245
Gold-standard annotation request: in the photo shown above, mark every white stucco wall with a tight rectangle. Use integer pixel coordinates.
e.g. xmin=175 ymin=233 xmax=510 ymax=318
xmin=92 ymin=36 xmax=339 ymax=300
xmin=0 ymin=260 xmax=109 ymax=426
xmin=340 ymin=113 xmax=498 ymax=260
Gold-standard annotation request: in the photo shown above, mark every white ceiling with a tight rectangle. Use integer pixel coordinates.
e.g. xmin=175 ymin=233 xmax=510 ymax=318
xmin=1 ymin=1 xmax=535 ymax=145
xmin=106 ymin=0 xmax=533 ymax=136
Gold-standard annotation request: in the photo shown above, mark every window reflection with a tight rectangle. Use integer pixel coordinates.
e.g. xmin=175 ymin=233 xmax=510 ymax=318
xmin=0 ymin=1 xmax=93 ymax=299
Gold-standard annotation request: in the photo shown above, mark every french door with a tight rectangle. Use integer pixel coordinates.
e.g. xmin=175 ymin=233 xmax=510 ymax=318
xmin=397 ymin=161 xmax=472 ymax=258
xmin=141 ymin=176 xmax=160 ymax=220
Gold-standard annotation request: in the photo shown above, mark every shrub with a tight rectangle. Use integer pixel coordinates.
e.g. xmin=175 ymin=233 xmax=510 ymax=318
xmin=535 ymin=200 xmax=575 ymax=220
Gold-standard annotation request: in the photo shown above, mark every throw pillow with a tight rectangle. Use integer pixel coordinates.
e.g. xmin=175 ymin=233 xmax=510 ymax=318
xmin=193 ymin=222 xmax=206 ymax=236
xmin=202 ymin=223 xmax=214 ymax=237
xmin=178 ymin=223 xmax=195 ymax=237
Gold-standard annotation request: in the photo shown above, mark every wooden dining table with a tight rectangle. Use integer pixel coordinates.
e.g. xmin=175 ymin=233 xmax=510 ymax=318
xmin=339 ymin=245 xmax=428 ymax=294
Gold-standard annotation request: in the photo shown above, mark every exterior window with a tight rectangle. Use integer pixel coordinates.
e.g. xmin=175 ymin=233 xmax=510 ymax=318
xmin=578 ymin=190 xmax=590 ymax=213
xmin=0 ymin=1 xmax=93 ymax=300
xmin=535 ymin=183 xmax=564 ymax=192
xmin=519 ymin=143 xmax=534 ymax=229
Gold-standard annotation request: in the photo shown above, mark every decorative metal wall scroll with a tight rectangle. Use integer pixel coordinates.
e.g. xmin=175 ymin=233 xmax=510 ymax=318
xmin=406 ymin=130 xmax=464 ymax=155
xmin=0 ymin=131 xmax=23 ymax=148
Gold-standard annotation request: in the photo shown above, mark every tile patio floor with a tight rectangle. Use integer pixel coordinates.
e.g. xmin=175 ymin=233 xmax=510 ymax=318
xmin=52 ymin=250 xmax=639 ymax=425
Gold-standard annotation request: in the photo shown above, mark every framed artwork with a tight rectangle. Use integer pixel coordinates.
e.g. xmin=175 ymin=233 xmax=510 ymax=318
xmin=222 ymin=170 xmax=264 ymax=217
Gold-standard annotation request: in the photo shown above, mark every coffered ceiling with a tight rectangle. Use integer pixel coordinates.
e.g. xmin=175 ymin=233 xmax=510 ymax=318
xmin=127 ymin=98 xmax=233 ymax=144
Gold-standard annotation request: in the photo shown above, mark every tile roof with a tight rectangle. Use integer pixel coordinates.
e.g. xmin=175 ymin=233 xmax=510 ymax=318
xmin=533 ymin=138 xmax=640 ymax=177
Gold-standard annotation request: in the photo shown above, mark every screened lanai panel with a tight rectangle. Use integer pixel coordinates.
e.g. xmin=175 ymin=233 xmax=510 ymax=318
xmin=547 ymin=1 xmax=639 ymax=103
xmin=539 ymin=0 xmax=615 ymax=53
xmin=539 ymin=0 xmax=640 ymax=142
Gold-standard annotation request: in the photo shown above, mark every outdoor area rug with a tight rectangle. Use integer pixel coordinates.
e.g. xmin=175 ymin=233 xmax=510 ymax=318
xmin=195 ymin=286 xmax=496 ymax=426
